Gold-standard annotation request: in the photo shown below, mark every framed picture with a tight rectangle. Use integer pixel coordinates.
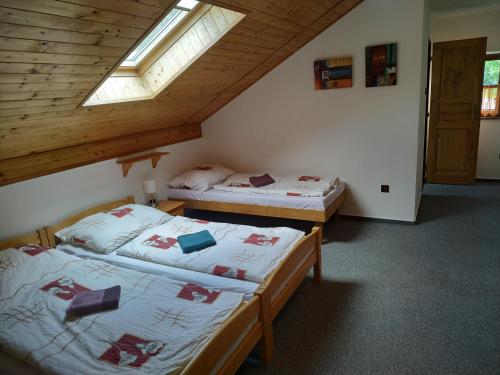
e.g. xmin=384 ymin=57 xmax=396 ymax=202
xmin=314 ymin=56 xmax=353 ymax=90
xmin=365 ymin=43 xmax=397 ymax=87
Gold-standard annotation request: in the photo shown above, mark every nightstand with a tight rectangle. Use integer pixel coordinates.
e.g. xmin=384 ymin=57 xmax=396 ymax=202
xmin=156 ymin=200 xmax=185 ymax=216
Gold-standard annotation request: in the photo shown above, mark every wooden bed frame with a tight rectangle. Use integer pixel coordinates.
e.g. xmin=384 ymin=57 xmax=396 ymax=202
xmin=0 ymin=229 xmax=263 ymax=375
xmin=0 ymin=229 xmax=49 ymax=250
xmin=44 ymin=196 xmax=323 ymax=367
xmin=173 ymin=188 xmax=346 ymax=239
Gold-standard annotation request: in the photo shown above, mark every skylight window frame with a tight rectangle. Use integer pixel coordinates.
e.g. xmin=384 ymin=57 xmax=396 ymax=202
xmin=120 ymin=1 xmax=201 ymax=69
xmin=82 ymin=3 xmax=246 ymax=107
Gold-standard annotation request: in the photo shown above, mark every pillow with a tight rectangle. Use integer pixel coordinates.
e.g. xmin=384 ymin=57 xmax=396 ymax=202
xmin=168 ymin=165 xmax=235 ymax=191
xmin=118 ymin=204 xmax=172 ymax=229
xmin=55 ymin=208 xmax=144 ymax=254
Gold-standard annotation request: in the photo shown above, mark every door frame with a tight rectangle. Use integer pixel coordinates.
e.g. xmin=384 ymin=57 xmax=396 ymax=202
xmin=422 ymin=38 xmax=431 ymax=184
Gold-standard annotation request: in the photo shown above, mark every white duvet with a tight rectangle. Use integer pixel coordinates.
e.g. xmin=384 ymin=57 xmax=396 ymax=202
xmin=0 ymin=246 xmax=243 ymax=374
xmin=117 ymin=216 xmax=305 ymax=283
xmin=213 ymin=172 xmax=339 ymax=197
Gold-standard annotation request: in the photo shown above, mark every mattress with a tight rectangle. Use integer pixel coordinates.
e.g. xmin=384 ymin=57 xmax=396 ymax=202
xmin=168 ymin=181 xmax=345 ymax=211
xmin=57 ymin=243 xmax=259 ymax=300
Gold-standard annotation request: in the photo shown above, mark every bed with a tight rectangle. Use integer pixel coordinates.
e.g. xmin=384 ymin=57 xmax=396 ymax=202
xmin=168 ymin=169 xmax=347 ymax=240
xmin=0 ymin=232 xmax=263 ymax=375
xmin=45 ymin=196 xmax=322 ymax=364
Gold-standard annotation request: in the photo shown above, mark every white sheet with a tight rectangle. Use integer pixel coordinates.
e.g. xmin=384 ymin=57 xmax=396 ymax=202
xmin=57 ymin=243 xmax=259 ymax=300
xmin=168 ymin=181 xmax=345 ymax=211
xmin=0 ymin=248 xmax=244 ymax=375
xmin=117 ymin=216 xmax=304 ymax=283
xmin=213 ymin=172 xmax=339 ymax=197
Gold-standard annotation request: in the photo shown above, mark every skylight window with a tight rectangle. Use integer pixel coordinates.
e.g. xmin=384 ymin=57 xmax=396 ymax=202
xmin=83 ymin=2 xmax=245 ymax=107
xmin=121 ymin=0 xmax=199 ymax=67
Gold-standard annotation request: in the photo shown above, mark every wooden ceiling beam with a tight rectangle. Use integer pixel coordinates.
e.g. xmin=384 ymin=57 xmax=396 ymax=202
xmin=0 ymin=123 xmax=202 ymax=186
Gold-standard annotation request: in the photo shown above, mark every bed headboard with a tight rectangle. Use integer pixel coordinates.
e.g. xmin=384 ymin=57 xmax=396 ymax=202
xmin=0 ymin=229 xmax=50 ymax=251
xmin=45 ymin=195 xmax=135 ymax=247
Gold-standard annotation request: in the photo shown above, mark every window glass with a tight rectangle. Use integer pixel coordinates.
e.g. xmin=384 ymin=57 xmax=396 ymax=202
xmin=121 ymin=1 xmax=198 ymax=67
xmin=483 ymin=59 xmax=500 ymax=85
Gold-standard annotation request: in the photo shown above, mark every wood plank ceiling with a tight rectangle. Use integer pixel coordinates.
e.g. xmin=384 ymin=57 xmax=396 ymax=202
xmin=0 ymin=0 xmax=362 ymax=186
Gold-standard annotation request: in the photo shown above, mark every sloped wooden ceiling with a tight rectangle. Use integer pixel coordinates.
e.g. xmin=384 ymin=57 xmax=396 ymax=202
xmin=0 ymin=0 xmax=362 ymax=186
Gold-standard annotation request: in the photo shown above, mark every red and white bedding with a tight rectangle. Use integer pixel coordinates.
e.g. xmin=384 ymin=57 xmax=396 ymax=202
xmin=0 ymin=246 xmax=243 ymax=374
xmin=212 ymin=172 xmax=339 ymax=197
xmin=117 ymin=216 xmax=305 ymax=283
xmin=168 ymin=181 xmax=346 ymax=211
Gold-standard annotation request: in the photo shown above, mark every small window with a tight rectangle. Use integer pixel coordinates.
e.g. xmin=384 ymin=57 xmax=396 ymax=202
xmin=121 ymin=0 xmax=199 ymax=67
xmin=481 ymin=54 xmax=500 ymax=119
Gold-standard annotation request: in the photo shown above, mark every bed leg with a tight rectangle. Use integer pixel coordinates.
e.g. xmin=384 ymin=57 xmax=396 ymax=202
xmin=256 ymin=288 xmax=273 ymax=366
xmin=312 ymin=227 xmax=322 ymax=285
xmin=315 ymin=221 xmax=327 ymax=245
xmin=314 ymin=222 xmax=324 ymax=241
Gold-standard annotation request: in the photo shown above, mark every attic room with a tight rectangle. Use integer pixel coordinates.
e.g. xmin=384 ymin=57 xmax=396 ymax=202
xmin=0 ymin=0 xmax=499 ymax=374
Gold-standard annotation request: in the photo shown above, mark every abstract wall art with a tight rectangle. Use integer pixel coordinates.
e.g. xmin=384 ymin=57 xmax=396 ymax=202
xmin=314 ymin=56 xmax=353 ymax=90
xmin=365 ymin=43 xmax=397 ymax=87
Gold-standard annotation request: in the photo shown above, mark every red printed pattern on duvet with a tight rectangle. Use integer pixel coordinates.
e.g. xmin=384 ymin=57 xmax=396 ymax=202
xmin=244 ymin=233 xmax=280 ymax=247
xmin=41 ymin=277 xmax=90 ymax=300
xmin=177 ymin=283 xmax=221 ymax=304
xmin=15 ymin=244 xmax=50 ymax=256
xmin=99 ymin=333 xmax=164 ymax=368
xmin=108 ymin=207 xmax=133 ymax=218
xmin=213 ymin=265 xmax=246 ymax=280
xmin=71 ymin=237 xmax=87 ymax=245
xmin=142 ymin=235 xmax=177 ymax=250
xmin=188 ymin=218 xmax=210 ymax=224
xmin=298 ymin=176 xmax=322 ymax=182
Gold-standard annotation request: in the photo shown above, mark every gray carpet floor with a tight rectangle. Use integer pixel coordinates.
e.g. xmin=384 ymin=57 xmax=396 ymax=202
xmin=189 ymin=182 xmax=500 ymax=375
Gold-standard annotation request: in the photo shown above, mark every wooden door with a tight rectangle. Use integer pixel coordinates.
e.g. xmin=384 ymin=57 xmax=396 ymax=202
xmin=426 ymin=37 xmax=486 ymax=184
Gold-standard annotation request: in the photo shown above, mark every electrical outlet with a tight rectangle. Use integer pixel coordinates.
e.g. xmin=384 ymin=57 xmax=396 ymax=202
xmin=381 ymin=185 xmax=390 ymax=193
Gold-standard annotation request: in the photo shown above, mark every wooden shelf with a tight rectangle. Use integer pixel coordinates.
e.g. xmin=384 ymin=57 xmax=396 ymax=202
xmin=117 ymin=152 xmax=169 ymax=177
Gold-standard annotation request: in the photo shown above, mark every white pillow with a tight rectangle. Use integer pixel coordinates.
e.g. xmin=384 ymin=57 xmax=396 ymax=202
xmin=119 ymin=203 xmax=172 ymax=229
xmin=168 ymin=165 xmax=235 ymax=191
xmin=55 ymin=208 xmax=144 ymax=254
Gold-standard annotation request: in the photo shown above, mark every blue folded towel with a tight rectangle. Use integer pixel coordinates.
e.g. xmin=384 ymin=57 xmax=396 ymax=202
xmin=177 ymin=230 xmax=216 ymax=254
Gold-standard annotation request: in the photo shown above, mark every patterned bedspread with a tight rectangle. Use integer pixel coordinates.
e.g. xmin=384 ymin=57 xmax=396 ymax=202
xmin=212 ymin=173 xmax=339 ymax=197
xmin=117 ymin=216 xmax=305 ymax=283
xmin=0 ymin=246 xmax=243 ymax=374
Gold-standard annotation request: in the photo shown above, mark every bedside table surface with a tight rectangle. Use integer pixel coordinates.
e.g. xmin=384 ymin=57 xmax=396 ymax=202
xmin=157 ymin=200 xmax=185 ymax=215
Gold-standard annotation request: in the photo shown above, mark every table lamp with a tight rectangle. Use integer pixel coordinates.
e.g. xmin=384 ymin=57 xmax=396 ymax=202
xmin=143 ymin=179 xmax=157 ymax=207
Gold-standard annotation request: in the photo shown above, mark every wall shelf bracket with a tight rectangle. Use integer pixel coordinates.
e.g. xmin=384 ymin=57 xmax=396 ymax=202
xmin=117 ymin=151 xmax=169 ymax=177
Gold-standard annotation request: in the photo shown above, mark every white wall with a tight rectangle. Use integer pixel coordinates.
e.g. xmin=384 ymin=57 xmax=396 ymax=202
xmin=202 ymin=0 xmax=429 ymax=221
xmin=415 ymin=0 xmax=431 ymax=215
xmin=0 ymin=138 xmax=207 ymax=239
xmin=431 ymin=6 xmax=500 ymax=179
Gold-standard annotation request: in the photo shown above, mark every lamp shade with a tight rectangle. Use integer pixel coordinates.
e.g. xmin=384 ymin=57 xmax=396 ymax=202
xmin=143 ymin=179 xmax=157 ymax=194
